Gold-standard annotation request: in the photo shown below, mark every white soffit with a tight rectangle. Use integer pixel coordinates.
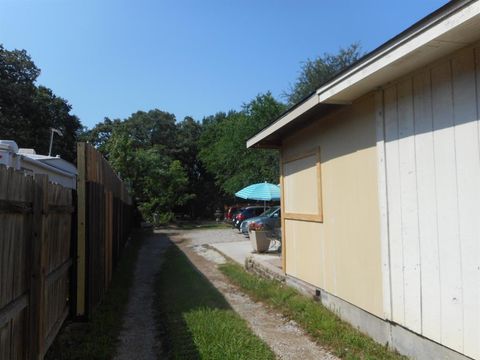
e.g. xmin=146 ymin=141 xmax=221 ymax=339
xmin=247 ymin=0 xmax=480 ymax=148
xmin=247 ymin=94 xmax=318 ymax=148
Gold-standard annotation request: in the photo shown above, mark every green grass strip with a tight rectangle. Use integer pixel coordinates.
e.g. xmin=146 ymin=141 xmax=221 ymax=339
xmin=219 ymin=262 xmax=406 ymax=360
xmin=45 ymin=231 xmax=144 ymax=360
xmin=154 ymin=245 xmax=275 ymax=360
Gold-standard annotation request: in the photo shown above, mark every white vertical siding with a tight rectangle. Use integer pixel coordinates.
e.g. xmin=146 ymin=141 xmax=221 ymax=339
xmin=375 ymin=91 xmax=392 ymax=320
xmin=384 ymin=85 xmax=405 ymax=325
xmin=453 ymin=48 xmax=480 ymax=357
xmin=412 ymin=70 xmax=442 ymax=342
xmin=431 ymin=59 xmax=464 ymax=349
xmin=380 ymin=45 xmax=480 ymax=359
xmin=397 ymin=78 xmax=422 ymax=334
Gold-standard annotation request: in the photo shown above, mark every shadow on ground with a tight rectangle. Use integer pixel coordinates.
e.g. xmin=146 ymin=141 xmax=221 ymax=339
xmin=154 ymin=238 xmax=231 ymax=359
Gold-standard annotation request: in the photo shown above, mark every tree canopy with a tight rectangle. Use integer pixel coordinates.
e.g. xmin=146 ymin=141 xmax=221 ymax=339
xmin=0 ymin=44 xmax=81 ymax=162
xmin=81 ymin=44 xmax=360 ymax=222
xmin=285 ymin=43 xmax=363 ymax=105
xmin=88 ymin=110 xmax=217 ymax=223
xmin=199 ymin=93 xmax=286 ymax=195
xmin=2 ymin=41 xmax=361 ymax=223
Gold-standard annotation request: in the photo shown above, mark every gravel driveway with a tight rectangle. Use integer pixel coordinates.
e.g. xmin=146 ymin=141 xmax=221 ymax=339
xmin=172 ymin=227 xmax=338 ymax=360
xmin=113 ymin=226 xmax=337 ymax=360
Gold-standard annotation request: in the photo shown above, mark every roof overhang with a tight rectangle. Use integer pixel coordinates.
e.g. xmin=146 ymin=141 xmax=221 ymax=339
xmin=248 ymin=0 xmax=480 ymax=149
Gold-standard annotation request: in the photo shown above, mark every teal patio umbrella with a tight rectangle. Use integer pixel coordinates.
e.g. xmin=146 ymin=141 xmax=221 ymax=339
xmin=235 ymin=182 xmax=280 ymax=210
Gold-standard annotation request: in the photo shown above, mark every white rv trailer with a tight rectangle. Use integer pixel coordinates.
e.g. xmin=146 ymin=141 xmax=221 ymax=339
xmin=0 ymin=140 xmax=77 ymax=190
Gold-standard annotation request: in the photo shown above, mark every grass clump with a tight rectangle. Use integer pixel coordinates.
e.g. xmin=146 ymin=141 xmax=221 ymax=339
xmin=155 ymin=245 xmax=275 ymax=359
xmin=45 ymin=231 xmax=144 ymax=360
xmin=169 ymin=221 xmax=231 ymax=230
xmin=219 ymin=262 xmax=406 ymax=360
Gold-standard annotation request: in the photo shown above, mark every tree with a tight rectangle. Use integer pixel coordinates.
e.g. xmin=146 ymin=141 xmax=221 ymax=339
xmin=0 ymin=44 xmax=82 ymax=162
xmin=103 ymin=115 xmax=196 ymax=223
xmin=79 ymin=117 xmax=121 ymax=155
xmin=285 ymin=43 xmax=363 ymax=105
xmin=32 ymin=86 xmax=82 ymax=162
xmin=138 ymin=158 xmax=194 ymax=223
xmin=122 ymin=109 xmax=177 ymax=153
xmin=174 ymin=116 xmax=213 ymax=218
xmin=199 ymin=93 xmax=286 ymax=196
xmin=1 ymin=44 xmax=40 ymax=144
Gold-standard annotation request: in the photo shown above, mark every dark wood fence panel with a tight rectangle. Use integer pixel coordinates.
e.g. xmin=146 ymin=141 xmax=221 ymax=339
xmin=42 ymin=182 xmax=73 ymax=357
xmin=86 ymin=182 xmax=106 ymax=314
xmin=0 ymin=165 xmax=73 ymax=360
xmin=0 ymin=166 xmax=33 ymax=360
xmin=76 ymin=143 xmax=133 ymax=318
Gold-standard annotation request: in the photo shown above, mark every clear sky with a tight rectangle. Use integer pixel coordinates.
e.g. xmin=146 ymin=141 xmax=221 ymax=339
xmin=0 ymin=0 xmax=447 ymax=129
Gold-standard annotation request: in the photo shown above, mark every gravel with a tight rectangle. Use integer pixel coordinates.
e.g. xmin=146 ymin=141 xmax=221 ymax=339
xmin=174 ymin=228 xmax=339 ymax=360
xmin=113 ymin=227 xmax=338 ymax=360
xmin=113 ymin=234 xmax=168 ymax=360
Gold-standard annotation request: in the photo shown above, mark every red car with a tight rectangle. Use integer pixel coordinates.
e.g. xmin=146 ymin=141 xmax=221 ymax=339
xmin=225 ymin=206 xmax=242 ymax=222
xmin=233 ymin=206 xmax=267 ymax=229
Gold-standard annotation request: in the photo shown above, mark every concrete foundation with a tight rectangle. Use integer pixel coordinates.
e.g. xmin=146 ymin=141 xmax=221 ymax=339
xmin=214 ymin=240 xmax=473 ymax=360
xmin=286 ymin=275 xmax=473 ymax=360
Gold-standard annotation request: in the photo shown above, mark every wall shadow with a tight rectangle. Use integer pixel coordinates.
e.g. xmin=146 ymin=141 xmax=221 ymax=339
xmin=154 ymin=237 xmax=231 ymax=359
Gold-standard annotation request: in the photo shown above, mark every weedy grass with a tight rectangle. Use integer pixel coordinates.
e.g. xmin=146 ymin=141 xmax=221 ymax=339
xmin=219 ymin=262 xmax=407 ymax=360
xmin=45 ymin=231 xmax=144 ymax=360
xmin=174 ymin=222 xmax=231 ymax=230
xmin=154 ymin=245 xmax=275 ymax=360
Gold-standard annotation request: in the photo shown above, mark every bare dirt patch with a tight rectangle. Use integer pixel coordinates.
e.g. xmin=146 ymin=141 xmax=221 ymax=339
xmin=114 ymin=234 xmax=169 ymax=360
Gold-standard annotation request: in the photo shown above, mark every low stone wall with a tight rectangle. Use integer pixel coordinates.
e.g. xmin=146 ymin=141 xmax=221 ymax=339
xmin=244 ymin=255 xmax=285 ymax=283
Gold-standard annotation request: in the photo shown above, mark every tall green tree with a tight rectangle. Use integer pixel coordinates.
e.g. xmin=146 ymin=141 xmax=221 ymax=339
xmin=174 ymin=116 xmax=214 ymax=218
xmin=103 ymin=114 xmax=195 ymax=223
xmin=33 ymin=86 xmax=82 ymax=162
xmin=285 ymin=43 xmax=363 ymax=105
xmin=0 ymin=44 xmax=81 ymax=162
xmin=199 ymin=93 xmax=286 ymax=195
xmin=121 ymin=109 xmax=177 ymax=151
xmin=79 ymin=117 xmax=121 ymax=155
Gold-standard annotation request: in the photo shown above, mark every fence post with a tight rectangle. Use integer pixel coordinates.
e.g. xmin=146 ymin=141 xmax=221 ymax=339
xmin=69 ymin=190 xmax=78 ymax=317
xmin=29 ymin=174 xmax=48 ymax=360
xmin=76 ymin=143 xmax=86 ymax=317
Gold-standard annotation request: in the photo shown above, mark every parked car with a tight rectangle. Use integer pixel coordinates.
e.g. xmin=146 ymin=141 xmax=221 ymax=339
xmin=233 ymin=206 xmax=267 ymax=229
xmin=225 ymin=205 xmax=242 ymax=223
xmin=240 ymin=206 xmax=281 ymax=236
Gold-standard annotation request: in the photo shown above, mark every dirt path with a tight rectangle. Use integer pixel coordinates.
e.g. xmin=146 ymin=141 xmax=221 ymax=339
xmin=114 ymin=234 xmax=169 ymax=360
xmin=170 ymin=229 xmax=338 ymax=360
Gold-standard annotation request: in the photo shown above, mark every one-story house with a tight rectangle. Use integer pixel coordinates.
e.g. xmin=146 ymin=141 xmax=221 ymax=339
xmin=247 ymin=1 xmax=480 ymax=359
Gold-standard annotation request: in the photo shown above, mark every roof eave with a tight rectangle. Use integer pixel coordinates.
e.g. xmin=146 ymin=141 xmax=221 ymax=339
xmin=247 ymin=0 xmax=480 ymax=149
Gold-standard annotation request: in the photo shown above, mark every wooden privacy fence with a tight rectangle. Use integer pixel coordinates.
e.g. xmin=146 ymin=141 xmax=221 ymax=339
xmin=0 ymin=165 xmax=73 ymax=360
xmin=76 ymin=143 xmax=133 ymax=318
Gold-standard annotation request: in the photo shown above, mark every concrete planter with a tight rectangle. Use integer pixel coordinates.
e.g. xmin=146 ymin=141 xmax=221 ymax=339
xmin=250 ymin=230 xmax=270 ymax=253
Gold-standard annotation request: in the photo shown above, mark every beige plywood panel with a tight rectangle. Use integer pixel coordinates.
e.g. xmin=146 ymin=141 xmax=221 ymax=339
xmin=285 ymin=220 xmax=324 ymax=288
xmin=283 ymin=94 xmax=383 ymax=317
xmin=283 ymin=154 xmax=318 ymax=215
xmin=322 ymin=146 xmax=383 ymax=316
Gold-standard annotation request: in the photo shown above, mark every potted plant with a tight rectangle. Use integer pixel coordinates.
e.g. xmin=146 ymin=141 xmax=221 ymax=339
xmin=249 ymin=222 xmax=271 ymax=253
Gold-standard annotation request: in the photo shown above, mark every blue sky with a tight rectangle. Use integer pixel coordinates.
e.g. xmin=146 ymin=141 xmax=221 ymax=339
xmin=0 ymin=0 xmax=447 ymax=128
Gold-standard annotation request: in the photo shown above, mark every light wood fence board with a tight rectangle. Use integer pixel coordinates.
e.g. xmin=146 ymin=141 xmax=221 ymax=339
xmin=0 ymin=165 xmax=73 ymax=360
